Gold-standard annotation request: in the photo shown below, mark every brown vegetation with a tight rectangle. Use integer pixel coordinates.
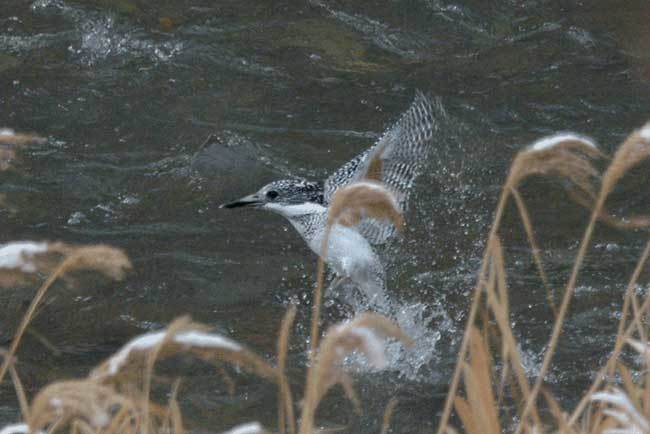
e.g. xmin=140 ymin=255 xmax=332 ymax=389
xmin=4 ymin=123 xmax=650 ymax=434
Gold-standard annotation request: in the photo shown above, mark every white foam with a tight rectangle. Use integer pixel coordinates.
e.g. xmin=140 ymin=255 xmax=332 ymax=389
xmin=530 ymin=133 xmax=597 ymax=151
xmin=0 ymin=128 xmax=15 ymax=136
xmin=348 ymin=326 xmax=388 ymax=369
xmin=340 ymin=295 xmax=452 ymax=381
xmin=0 ymin=241 xmax=49 ymax=272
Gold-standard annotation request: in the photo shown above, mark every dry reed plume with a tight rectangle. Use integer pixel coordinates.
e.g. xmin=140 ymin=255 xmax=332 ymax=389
xmin=311 ymin=179 xmax=404 ymax=351
xmin=13 ymin=316 xmax=283 ymax=434
xmin=300 ymin=313 xmax=414 ymax=434
xmin=0 ymin=165 xmax=412 ymax=434
xmin=0 ymin=128 xmax=46 ymax=171
xmin=436 ymin=120 xmax=650 ymax=434
xmin=0 ymin=129 xmax=47 ymax=146
xmin=0 ymin=242 xmax=132 ymax=391
xmin=0 ymin=238 xmax=410 ymax=434
xmin=327 ymin=181 xmax=405 ymax=231
xmin=0 ymin=310 xmax=409 ymax=434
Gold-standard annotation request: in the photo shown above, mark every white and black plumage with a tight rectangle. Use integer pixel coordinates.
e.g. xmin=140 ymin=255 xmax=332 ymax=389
xmin=222 ymin=92 xmax=438 ymax=305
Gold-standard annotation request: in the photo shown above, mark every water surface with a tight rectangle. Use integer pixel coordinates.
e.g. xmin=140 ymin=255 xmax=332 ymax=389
xmin=1 ymin=0 xmax=650 ymax=432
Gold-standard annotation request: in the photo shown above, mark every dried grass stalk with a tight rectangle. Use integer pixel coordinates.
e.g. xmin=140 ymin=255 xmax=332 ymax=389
xmin=327 ymin=181 xmax=404 ymax=230
xmin=380 ymin=398 xmax=398 ymax=434
xmin=300 ymin=313 xmax=413 ymax=434
xmin=0 ymin=241 xmax=132 ymax=288
xmin=507 ymin=133 xmax=602 ymax=194
xmin=27 ymin=379 xmax=185 ymax=434
xmin=436 ymin=222 xmax=508 ymax=433
xmin=438 ymin=132 xmax=602 ymax=434
xmin=0 ymin=129 xmax=46 ymax=146
xmin=0 ymin=241 xmax=52 ymax=287
xmin=277 ymin=306 xmax=297 ymax=434
xmin=0 ymin=128 xmax=46 ymax=171
xmin=90 ymin=321 xmax=277 ymax=383
xmin=8 ymin=364 xmax=29 ymax=421
xmin=28 ymin=380 xmax=138 ymax=434
xmin=162 ymin=379 xmax=183 ymax=434
xmin=592 ymin=121 xmax=650 ymax=229
xmin=568 ymin=245 xmax=650 ymax=426
xmin=560 ymin=122 xmax=650 ymax=230
xmin=453 ymin=328 xmax=501 ymax=434
xmin=437 ymin=133 xmax=597 ymax=433
xmin=482 ymin=239 xmax=541 ymax=427
xmin=0 ymin=243 xmax=132 ymax=389
xmin=514 ymin=123 xmax=650 ymax=434
xmin=0 ymin=423 xmax=32 ymax=434
xmin=540 ymin=388 xmax=574 ymax=434
xmin=2 ymin=311 xmax=281 ymax=434
xmin=602 ymin=122 xmax=650 ymax=195
xmin=510 ymin=189 xmax=556 ymax=315
xmin=20 ymin=314 xmax=278 ymax=434
xmin=53 ymin=244 xmax=132 ymax=281
xmin=574 ymin=291 xmax=650 ymax=428
xmin=591 ymin=388 xmax=650 ymax=433
xmin=311 ymin=180 xmax=403 ymax=352
xmin=140 ymin=317 xmax=191 ymax=434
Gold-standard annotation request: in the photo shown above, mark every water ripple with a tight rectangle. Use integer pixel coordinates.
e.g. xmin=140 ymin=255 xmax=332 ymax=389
xmin=70 ymin=15 xmax=183 ymax=66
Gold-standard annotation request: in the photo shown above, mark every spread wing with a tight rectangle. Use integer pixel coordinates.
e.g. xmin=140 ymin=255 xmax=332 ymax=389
xmin=324 ymin=91 xmax=440 ymax=245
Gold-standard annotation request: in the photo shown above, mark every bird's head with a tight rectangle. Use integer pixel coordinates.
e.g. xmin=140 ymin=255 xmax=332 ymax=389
xmin=221 ymin=179 xmax=324 ymax=217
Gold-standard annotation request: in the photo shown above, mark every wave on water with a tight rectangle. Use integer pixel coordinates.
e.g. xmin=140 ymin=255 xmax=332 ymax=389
xmin=72 ymin=15 xmax=183 ymax=66
xmin=29 ymin=0 xmax=183 ymax=66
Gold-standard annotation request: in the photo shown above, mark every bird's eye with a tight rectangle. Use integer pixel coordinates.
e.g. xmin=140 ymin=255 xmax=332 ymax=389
xmin=266 ymin=190 xmax=279 ymax=200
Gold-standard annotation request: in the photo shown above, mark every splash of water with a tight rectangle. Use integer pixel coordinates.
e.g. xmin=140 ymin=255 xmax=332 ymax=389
xmin=386 ymin=297 xmax=453 ymax=380
xmin=332 ymin=282 xmax=455 ymax=381
xmin=69 ymin=16 xmax=183 ymax=66
xmin=31 ymin=0 xmax=182 ymax=66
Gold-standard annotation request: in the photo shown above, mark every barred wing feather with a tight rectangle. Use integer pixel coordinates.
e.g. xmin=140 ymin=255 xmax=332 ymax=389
xmin=324 ymin=91 xmax=439 ymax=244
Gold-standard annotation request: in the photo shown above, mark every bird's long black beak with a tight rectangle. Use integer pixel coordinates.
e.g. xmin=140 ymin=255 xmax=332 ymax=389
xmin=220 ymin=194 xmax=262 ymax=209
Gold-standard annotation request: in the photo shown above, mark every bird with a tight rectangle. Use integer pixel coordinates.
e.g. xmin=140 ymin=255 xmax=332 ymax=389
xmin=222 ymin=92 xmax=438 ymax=307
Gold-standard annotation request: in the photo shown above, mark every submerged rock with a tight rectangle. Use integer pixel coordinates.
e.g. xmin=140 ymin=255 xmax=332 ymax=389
xmin=190 ymin=131 xmax=275 ymax=199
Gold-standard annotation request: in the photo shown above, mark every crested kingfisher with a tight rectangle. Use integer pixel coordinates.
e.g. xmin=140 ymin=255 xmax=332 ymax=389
xmin=222 ymin=92 xmax=438 ymax=306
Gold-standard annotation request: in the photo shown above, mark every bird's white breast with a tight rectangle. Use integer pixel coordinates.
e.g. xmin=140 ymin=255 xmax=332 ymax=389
xmin=308 ymin=224 xmax=379 ymax=278
xmin=265 ymin=201 xmax=386 ymax=300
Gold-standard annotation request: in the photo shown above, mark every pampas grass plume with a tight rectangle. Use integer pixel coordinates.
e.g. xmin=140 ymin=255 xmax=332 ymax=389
xmin=327 ymin=181 xmax=404 ymax=231
xmin=0 ymin=128 xmax=46 ymax=171
xmin=0 ymin=128 xmax=46 ymax=146
xmin=508 ymin=133 xmax=602 ymax=195
xmin=300 ymin=313 xmax=413 ymax=434
xmin=91 ymin=319 xmax=277 ymax=383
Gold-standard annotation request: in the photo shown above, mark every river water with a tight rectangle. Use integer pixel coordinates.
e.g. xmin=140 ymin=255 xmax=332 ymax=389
xmin=1 ymin=0 xmax=650 ymax=432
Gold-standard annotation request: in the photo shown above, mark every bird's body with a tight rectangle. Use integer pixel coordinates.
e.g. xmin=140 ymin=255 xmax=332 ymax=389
xmin=272 ymin=203 xmax=387 ymax=304
xmin=223 ymin=92 xmax=438 ymax=305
